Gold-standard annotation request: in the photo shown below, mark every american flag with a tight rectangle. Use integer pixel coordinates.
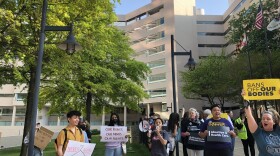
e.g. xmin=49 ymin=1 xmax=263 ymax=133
xmin=255 ymin=4 xmax=263 ymax=29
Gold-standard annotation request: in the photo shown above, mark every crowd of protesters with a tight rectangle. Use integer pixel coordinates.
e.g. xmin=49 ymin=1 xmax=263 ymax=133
xmin=141 ymin=98 xmax=280 ymax=156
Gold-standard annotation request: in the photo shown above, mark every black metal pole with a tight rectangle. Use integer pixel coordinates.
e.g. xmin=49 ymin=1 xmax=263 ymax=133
xmin=27 ymin=0 xmax=47 ymax=155
xmin=171 ymin=35 xmax=177 ymax=113
xmin=171 ymin=35 xmax=179 ymax=156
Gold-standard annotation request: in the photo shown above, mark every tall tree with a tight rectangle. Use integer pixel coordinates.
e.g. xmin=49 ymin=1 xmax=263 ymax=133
xmin=1 ymin=0 xmax=149 ymax=155
xmin=181 ymin=53 xmax=241 ymax=108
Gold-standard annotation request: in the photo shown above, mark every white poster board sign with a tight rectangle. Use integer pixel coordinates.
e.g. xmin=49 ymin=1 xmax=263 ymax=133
xmin=100 ymin=126 xmax=127 ymax=142
xmin=64 ymin=140 xmax=96 ymax=156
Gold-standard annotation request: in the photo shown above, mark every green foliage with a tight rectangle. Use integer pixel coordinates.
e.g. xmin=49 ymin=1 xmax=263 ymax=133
xmin=227 ymin=1 xmax=280 ymax=55
xmin=0 ymin=2 xmax=150 ymax=155
xmin=181 ymin=52 xmax=241 ymax=107
xmin=91 ymin=129 xmax=100 ymax=135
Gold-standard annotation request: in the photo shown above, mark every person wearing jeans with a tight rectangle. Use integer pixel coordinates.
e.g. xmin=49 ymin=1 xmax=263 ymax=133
xmin=105 ymin=113 xmax=128 ymax=156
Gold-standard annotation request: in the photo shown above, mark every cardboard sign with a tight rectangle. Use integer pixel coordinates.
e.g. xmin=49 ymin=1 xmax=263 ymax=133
xmin=34 ymin=126 xmax=54 ymax=150
xmin=207 ymin=126 xmax=231 ymax=143
xmin=243 ymin=79 xmax=280 ymax=100
xmin=187 ymin=131 xmax=205 ymax=146
xmin=64 ymin=140 xmax=96 ymax=156
xmin=100 ymin=126 xmax=127 ymax=142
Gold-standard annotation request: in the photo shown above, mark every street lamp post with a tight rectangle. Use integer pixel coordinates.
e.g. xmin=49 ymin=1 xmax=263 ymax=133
xmin=27 ymin=0 xmax=81 ymax=155
xmin=171 ymin=34 xmax=196 ymax=156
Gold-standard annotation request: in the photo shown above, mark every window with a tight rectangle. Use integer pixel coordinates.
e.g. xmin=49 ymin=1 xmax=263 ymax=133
xmin=16 ymin=93 xmax=27 ymax=101
xmin=197 ymin=32 xmax=225 ymax=36
xmin=147 ymin=59 xmax=165 ymax=69
xmin=148 ymin=73 xmax=166 ymax=83
xmin=147 ymin=17 xmax=164 ymax=30
xmin=2 ymin=108 xmax=13 ymax=116
xmin=134 ymin=45 xmax=165 ymax=57
xmin=0 ymin=94 xmax=14 ymax=97
xmin=148 ymin=45 xmax=165 ymax=55
xmin=146 ymin=31 xmax=165 ymax=43
xmin=196 ymin=21 xmax=223 ymax=24
xmin=16 ymin=108 xmax=26 ymax=116
xmin=146 ymin=88 xmax=166 ymax=98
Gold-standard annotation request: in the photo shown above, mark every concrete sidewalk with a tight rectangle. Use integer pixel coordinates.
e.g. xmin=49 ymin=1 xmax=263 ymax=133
xmin=177 ymin=138 xmax=258 ymax=156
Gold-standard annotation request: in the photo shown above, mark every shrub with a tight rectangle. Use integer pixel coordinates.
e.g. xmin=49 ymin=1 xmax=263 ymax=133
xmin=91 ymin=129 xmax=100 ymax=135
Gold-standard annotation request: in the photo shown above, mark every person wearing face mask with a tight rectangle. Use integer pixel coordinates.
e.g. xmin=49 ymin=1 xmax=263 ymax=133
xmin=78 ymin=121 xmax=89 ymax=143
xmin=105 ymin=113 xmax=128 ymax=156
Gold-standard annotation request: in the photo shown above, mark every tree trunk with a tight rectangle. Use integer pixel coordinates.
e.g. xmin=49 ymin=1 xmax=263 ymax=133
xmin=20 ymin=68 xmax=36 ymax=156
xmin=85 ymin=91 xmax=92 ymax=123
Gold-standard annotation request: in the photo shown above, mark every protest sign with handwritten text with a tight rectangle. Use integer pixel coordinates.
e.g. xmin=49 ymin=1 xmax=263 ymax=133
xmin=34 ymin=126 xmax=54 ymax=150
xmin=64 ymin=140 xmax=96 ymax=156
xmin=100 ymin=126 xmax=127 ymax=142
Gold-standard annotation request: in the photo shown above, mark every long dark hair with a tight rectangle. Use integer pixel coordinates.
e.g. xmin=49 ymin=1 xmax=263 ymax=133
xmin=108 ymin=112 xmax=121 ymax=126
xmin=167 ymin=113 xmax=180 ymax=132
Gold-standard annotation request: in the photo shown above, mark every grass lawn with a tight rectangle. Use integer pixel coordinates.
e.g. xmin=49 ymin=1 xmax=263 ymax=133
xmin=0 ymin=135 xmax=150 ymax=156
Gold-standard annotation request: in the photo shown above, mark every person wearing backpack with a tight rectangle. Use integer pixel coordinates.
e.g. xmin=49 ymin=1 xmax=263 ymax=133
xmin=55 ymin=110 xmax=84 ymax=156
xmin=167 ymin=113 xmax=180 ymax=156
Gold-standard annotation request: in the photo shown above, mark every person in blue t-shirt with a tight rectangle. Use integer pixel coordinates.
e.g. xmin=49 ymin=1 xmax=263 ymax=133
xmin=199 ymin=104 xmax=236 ymax=156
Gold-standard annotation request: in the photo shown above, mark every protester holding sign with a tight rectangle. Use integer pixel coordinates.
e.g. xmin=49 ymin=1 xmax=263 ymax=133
xmin=167 ymin=113 xmax=180 ymax=156
xmin=104 ymin=113 xmax=128 ymax=156
xmin=181 ymin=108 xmax=204 ymax=156
xmin=242 ymin=90 xmax=280 ymax=156
xmin=56 ymin=110 xmax=84 ymax=156
xmin=199 ymin=104 xmax=236 ymax=156
xmin=147 ymin=117 xmax=170 ymax=156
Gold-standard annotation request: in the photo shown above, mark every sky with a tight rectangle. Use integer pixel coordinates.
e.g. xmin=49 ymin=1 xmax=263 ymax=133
xmin=114 ymin=0 xmax=229 ymax=15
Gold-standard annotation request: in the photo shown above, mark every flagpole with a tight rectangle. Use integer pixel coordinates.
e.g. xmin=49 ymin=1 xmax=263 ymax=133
xmin=244 ymin=31 xmax=259 ymax=120
xmin=258 ymin=0 xmax=277 ymax=111
xmin=259 ymin=0 xmax=273 ymax=78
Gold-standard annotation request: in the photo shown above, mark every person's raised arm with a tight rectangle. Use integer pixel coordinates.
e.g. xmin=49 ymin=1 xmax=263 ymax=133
xmin=244 ymin=105 xmax=258 ymax=133
xmin=241 ymin=89 xmax=258 ymax=133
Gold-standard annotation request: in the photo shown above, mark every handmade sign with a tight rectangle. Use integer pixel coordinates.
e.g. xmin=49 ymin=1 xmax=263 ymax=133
xmin=64 ymin=140 xmax=96 ymax=156
xmin=243 ymin=79 xmax=280 ymax=100
xmin=187 ymin=131 xmax=205 ymax=146
xmin=34 ymin=126 xmax=54 ymax=150
xmin=207 ymin=126 xmax=231 ymax=143
xmin=100 ymin=126 xmax=127 ymax=142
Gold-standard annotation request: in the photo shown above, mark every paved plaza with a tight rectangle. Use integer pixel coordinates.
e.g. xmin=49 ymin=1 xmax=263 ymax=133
xmin=177 ymin=138 xmax=259 ymax=156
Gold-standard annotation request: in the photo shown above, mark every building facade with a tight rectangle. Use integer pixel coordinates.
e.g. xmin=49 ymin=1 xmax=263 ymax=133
xmin=0 ymin=0 xmax=260 ymax=127
xmin=115 ymin=0 xmax=259 ymax=119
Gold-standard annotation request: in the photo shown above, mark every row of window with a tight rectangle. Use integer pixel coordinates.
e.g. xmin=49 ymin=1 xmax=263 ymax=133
xmin=128 ymin=17 xmax=165 ymax=34
xmin=0 ymin=108 xmax=26 ymax=116
xmin=114 ymin=5 xmax=164 ymax=27
xmin=0 ymin=93 xmax=26 ymax=101
xmin=130 ymin=31 xmax=165 ymax=45
xmin=145 ymin=88 xmax=166 ymax=98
